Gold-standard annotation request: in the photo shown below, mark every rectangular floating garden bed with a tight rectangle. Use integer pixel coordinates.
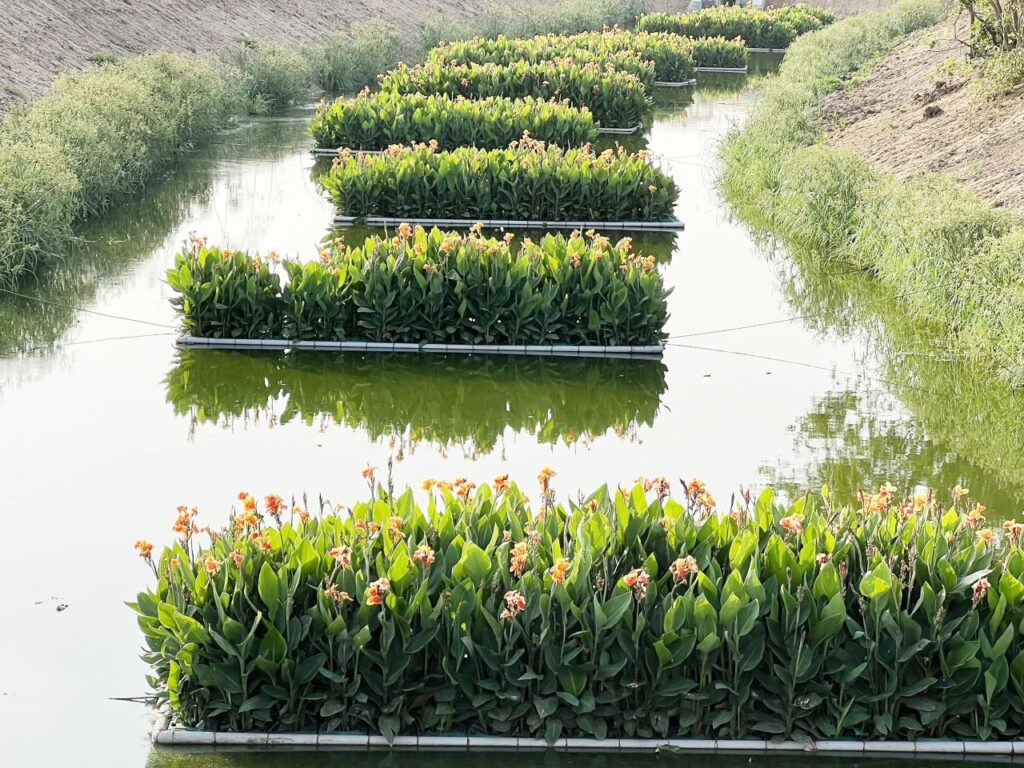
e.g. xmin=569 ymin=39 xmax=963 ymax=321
xmin=168 ymin=229 xmax=669 ymax=349
xmin=175 ymin=337 xmax=665 ymax=358
xmin=309 ymin=92 xmax=599 ymax=155
xmin=331 ymin=216 xmax=685 ymax=231
xmin=654 ymin=79 xmax=697 ymax=87
xmin=746 ymin=47 xmax=789 ymax=54
xmin=322 ymin=142 xmax=678 ymax=223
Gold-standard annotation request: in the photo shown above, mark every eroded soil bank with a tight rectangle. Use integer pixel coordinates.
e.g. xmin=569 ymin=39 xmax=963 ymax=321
xmin=0 ymin=0 xmax=533 ymax=112
xmin=822 ymin=15 xmax=1024 ymax=212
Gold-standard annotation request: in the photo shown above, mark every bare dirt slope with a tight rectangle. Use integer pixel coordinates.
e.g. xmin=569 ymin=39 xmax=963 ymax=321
xmin=822 ymin=15 xmax=1024 ymax=211
xmin=0 ymin=0 xmax=532 ymax=112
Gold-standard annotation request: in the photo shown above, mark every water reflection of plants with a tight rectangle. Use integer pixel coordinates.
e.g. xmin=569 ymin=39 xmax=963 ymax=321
xmin=166 ymin=350 xmax=666 ymax=457
xmin=761 ymin=246 xmax=1024 ymax=512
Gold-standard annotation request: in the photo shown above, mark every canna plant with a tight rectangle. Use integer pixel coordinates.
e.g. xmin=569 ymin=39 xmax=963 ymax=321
xmin=379 ymin=59 xmax=650 ymax=129
xmin=321 ymin=138 xmax=678 ymax=221
xmin=639 ymin=4 xmax=836 ymax=49
xmin=309 ymin=92 xmax=598 ymax=151
xmin=429 ymin=29 xmax=698 ymax=83
xmin=687 ymin=37 xmax=749 ymax=69
xmin=168 ymin=226 xmax=670 ymax=345
xmin=134 ymin=477 xmax=1024 ymax=741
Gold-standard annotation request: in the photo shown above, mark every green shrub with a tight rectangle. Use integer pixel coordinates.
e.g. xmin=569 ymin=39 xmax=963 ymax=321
xmin=167 ymin=227 xmax=668 ymax=345
xmin=309 ymin=92 xmax=598 ymax=150
xmin=133 ymin=478 xmax=1023 ymax=740
xmin=0 ymin=53 xmax=232 ymax=283
xmin=308 ymin=19 xmax=405 ymax=94
xmin=166 ymin=351 xmax=666 ymax=453
xmin=639 ymin=4 xmax=836 ymax=49
xmin=379 ymin=60 xmax=650 ymax=129
xmin=429 ymin=30 xmax=696 ymax=83
xmin=221 ymin=38 xmax=312 ymax=114
xmin=322 ymin=140 xmax=677 ymax=221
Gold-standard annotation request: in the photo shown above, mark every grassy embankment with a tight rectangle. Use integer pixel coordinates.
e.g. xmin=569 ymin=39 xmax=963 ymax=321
xmin=0 ymin=0 xmax=647 ymax=286
xmin=720 ymin=0 xmax=1024 ymax=387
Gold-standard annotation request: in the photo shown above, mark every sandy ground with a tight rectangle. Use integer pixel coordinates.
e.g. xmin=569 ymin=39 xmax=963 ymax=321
xmin=0 ymin=0 xmax=537 ymax=113
xmin=822 ymin=15 xmax=1024 ymax=211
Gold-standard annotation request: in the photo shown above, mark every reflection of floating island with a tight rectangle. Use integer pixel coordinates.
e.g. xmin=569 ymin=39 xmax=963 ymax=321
xmin=166 ymin=350 xmax=666 ymax=456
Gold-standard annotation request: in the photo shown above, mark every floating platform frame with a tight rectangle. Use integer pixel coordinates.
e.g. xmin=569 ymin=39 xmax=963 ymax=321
xmin=654 ymin=79 xmax=697 ymax=87
xmin=331 ymin=216 xmax=685 ymax=231
xmin=175 ymin=337 xmax=665 ymax=358
xmin=596 ymin=124 xmax=642 ymax=135
xmin=152 ymin=720 xmax=1024 ymax=756
xmin=312 ymin=147 xmax=383 ymax=157
xmin=694 ymin=66 xmax=748 ymax=74
xmin=746 ymin=47 xmax=789 ymax=54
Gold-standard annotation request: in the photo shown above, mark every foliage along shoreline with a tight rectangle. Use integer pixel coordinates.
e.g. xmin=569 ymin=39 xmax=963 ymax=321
xmin=133 ymin=472 xmax=1024 ymax=741
xmin=719 ymin=0 xmax=1024 ymax=387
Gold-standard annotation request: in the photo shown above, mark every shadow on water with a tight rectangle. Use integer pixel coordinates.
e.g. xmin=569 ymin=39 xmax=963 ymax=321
xmin=757 ymin=244 xmax=1024 ymax=515
xmin=165 ymin=350 xmax=667 ymax=458
xmin=0 ymin=114 xmax=312 ymax=358
xmin=146 ymin=749 xmax=1024 ymax=768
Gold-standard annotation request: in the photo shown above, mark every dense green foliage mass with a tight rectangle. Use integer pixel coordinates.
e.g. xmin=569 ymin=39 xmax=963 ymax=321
xmin=321 ymin=140 xmax=678 ymax=221
xmin=639 ymin=4 xmax=836 ymax=49
xmin=134 ymin=477 xmax=1024 ymax=741
xmin=380 ymin=60 xmax=650 ymax=129
xmin=309 ymin=92 xmax=598 ymax=151
xmin=428 ymin=30 xmax=698 ymax=83
xmin=168 ymin=227 xmax=669 ymax=345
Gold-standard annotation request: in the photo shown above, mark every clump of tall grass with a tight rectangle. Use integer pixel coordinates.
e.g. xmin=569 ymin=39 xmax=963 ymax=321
xmin=720 ymin=0 xmax=1024 ymax=386
xmin=220 ymin=38 xmax=312 ymax=114
xmin=309 ymin=20 xmax=404 ymax=94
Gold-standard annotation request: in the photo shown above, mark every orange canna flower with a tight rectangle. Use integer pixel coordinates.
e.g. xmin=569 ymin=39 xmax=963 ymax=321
xmin=669 ymin=556 xmax=697 ymax=584
xmin=966 ymin=504 xmax=987 ymax=528
xmin=362 ymin=466 xmax=376 ymax=483
xmin=134 ymin=540 xmax=154 ymax=560
xmin=549 ymin=557 xmax=571 ymax=583
xmin=953 ymin=484 xmax=969 ymax=502
xmin=329 ymin=545 xmax=352 ymax=567
xmin=978 ymin=528 xmax=995 ymax=546
xmin=624 ymin=568 xmax=650 ymax=599
xmin=264 ymin=494 xmax=285 ymax=518
xmin=230 ymin=550 xmax=245 ymax=567
xmin=538 ymin=467 xmax=557 ymax=485
xmin=510 ymin=541 xmax=529 ymax=577
xmin=412 ymin=545 xmax=436 ymax=567
xmin=500 ymin=589 xmax=527 ymax=620
xmin=973 ymin=577 xmax=990 ymax=606
xmin=205 ymin=556 xmax=221 ymax=575
xmin=387 ymin=516 xmax=405 ymax=541
xmin=493 ymin=474 xmax=510 ymax=494
xmin=780 ymin=514 xmax=803 ymax=534
xmin=366 ymin=578 xmax=390 ymax=607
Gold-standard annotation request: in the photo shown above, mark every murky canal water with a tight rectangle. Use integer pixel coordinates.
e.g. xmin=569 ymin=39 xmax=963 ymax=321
xmin=1 ymin=56 xmax=1023 ymax=765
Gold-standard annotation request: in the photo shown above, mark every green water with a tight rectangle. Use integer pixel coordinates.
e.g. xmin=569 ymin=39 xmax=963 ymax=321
xmin=2 ymin=54 xmax=1024 ymax=767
